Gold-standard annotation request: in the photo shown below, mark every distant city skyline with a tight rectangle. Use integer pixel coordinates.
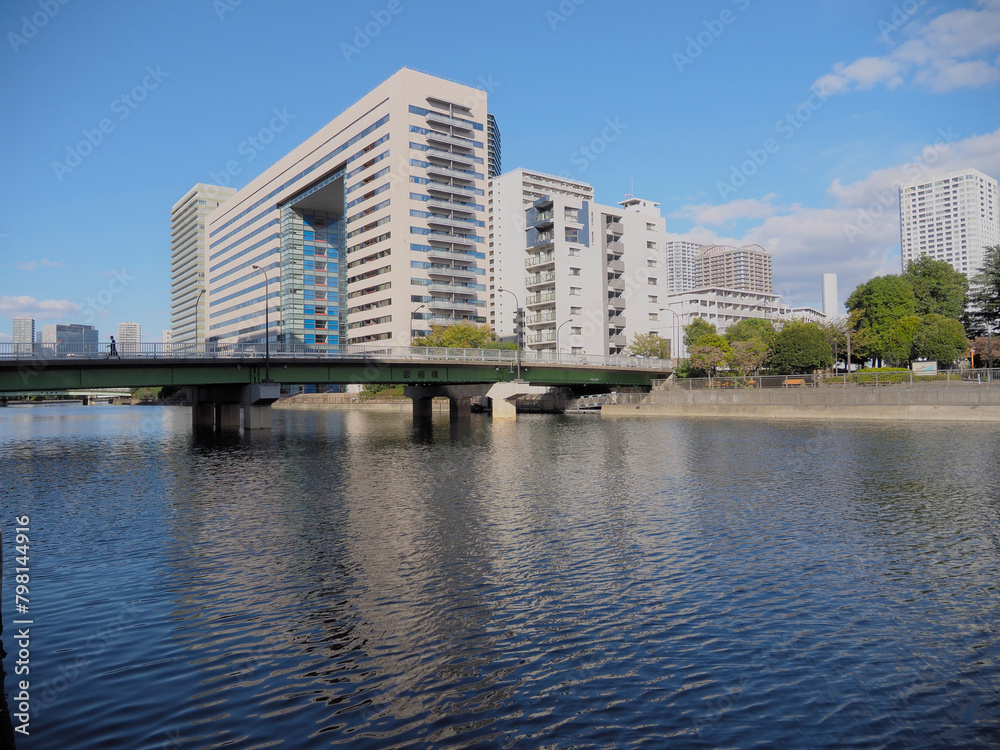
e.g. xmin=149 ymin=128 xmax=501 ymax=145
xmin=2 ymin=1 xmax=999 ymax=341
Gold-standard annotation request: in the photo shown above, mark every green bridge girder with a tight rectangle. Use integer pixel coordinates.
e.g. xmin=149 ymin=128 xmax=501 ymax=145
xmin=0 ymin=357 xmax=670 ymax=393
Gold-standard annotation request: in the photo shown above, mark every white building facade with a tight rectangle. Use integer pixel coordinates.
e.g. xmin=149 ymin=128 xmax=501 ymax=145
xmin=12 ymin=316 xmax=34 ymax=353
xmin=900 ymin=168 xmax=999 ymax=278
xmin=204 ymin=68 xmax=491 ymax=351
xmin=117 ymin=322 xmax=141 ymax=354
xmin=170 ymin=183 xmax=237 ymax=346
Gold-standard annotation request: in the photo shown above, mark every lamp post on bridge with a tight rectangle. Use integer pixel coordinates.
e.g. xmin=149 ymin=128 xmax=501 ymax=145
xmin=498 ymin=287 xmax=521 ymax=380
xmin=411 ymin=303 xmax=426 ymax=347
xmin=251 ymin=265 xmax=271 ymax=382
xmin=658 ymin=306 xmax=680 ymax=363
xmin=556 ymin=318 xmax=575 ymax=363
xmin=194 ymin=288 xmax=206 ymax=355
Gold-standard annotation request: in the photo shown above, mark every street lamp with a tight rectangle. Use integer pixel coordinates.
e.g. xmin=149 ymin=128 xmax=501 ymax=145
xmin=556 ymin=318 xmax=575 ymax=362
xmin=194 ymin=288 xmax=206 ymax=354
xmin=658 ymin=306 xmax=680 ymax=362
xmin=251 ymin=265 xmax=271 ymax=381
xmin=497 ymin=286 xmax=521 ymax=380
xmin=411 ymin=303 xmax=426 ymax=347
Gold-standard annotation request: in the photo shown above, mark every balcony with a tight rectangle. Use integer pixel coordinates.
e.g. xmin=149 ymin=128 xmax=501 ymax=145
xmin=525 ymin=252 xmax=555 ymax=268
xmin=525 ymin=331 xmax=556 ymax=345
xmin=427 ymin=265 xmax=477 ymax=280
xmin=526 ymin=291 xmax=557 ymax=307
xmin=608 ymin=315 xmax=626 ymax=327
xmin=606 ymin=240 xmax=624 ymax=253
xmin=427 ymin=246 xmax=478 ymax=263
xmin=534 ymin=231 xmax=554 ymax=244
xmin=533 ymin=211 xmax=554 ymax=227
xmin=426 ymin=147 xmax=476 ymax=166
xmin=426 ymin=213 xmax=479 ymax=230
xmin=526 ymin=271 xmax=557 ymax=288
xmin=526 ymin=311 xmax=556 ymax=326
xmin=426 ymin=282 xmax=477 ymax=296
xmin=608 ymin=259 xmax=625 ymax=274
xmin=425 ymin=130 xmax=477 ymax=150
xmin=609 ymin=334 xmax=627 ymax=347
xmin=427 ymin=230 xmax=477 ymax=248
xmin=608 ymin=277 xmax=626 ymax=292
xmin=427 ymin=298 xmax=481 ymax=313
xmin=426 ymin=110 xmax=475 ymax=132
xmin=427 ymin=181 xmax=480 ymax=197
xmin=426 ymin=198 xmax=477 ymax=215
xmin=426 ymin=163 xmax=479 ymax=182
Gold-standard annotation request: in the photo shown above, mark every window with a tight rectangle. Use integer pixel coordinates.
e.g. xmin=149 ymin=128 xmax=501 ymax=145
xmin=569 ymin=267 xmax=581 ymax=276
xmin=571 ymin=326 xmax=582 ymax=335
xmin=649 ymin=313 xmax=658 ymax=321
xmin=647 ymin=277 xmax=658 ymax=285
xmin=570 ymin=287 xmax=581 ymax=296
xmin=646 ymin=222 xmax=656 ymax=231
xmin=565 ymin=227 xmax=580 ymax=243
xmin=570 ymin=306 xmax=582 ymax=315
xmin=568 ymin=248 xmax=580 ymax=257
xmin=647 ymin=241 xmax=657 ymax=250
xmin=572 ymin=346 xmax=584 ymax=354
xmin=648 ymin=295 xmax=658 ymax=304
xmin=564 ymin=207 xmax=580 ymax=222
xmin=647 ymin=259 xmax=657 ymax=268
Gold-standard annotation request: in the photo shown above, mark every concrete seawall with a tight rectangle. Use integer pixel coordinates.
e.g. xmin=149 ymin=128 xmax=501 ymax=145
xmin=603 ymin=384 xmax=1000 ymax=422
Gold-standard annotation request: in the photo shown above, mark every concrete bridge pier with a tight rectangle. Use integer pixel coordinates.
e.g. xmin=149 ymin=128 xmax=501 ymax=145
xmin=191 ymin=383 xmax=279 ymax=431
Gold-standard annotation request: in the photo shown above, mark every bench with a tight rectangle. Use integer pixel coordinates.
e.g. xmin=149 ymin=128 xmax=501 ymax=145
xmin=783 ymin=377 xmax=805 ymax=387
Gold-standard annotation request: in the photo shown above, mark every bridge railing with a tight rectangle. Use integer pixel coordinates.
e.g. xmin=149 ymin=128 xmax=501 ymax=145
xmin=0 ymin=342 xmax=673 ymax=370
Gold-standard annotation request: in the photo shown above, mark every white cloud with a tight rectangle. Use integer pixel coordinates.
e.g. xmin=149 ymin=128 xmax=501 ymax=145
xmin=815 ymin=0 xmax=1000 ymax=95
xmin=14 ymin=259 xmax=64 ymax=272
xmin=0 ymin=296 xmax=79 ymax=319
xmin=670 ymin=195 xmax=777 ymax=225
xmin=670 ymin=127 xmax=1000 ymax=310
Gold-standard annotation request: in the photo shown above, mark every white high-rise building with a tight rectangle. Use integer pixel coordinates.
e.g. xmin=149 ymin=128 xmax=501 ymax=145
xmin=117 ymin=322 xmax=141 ymax=354
xmin=171 ymin=183 xmax=237 ymax=346
xmin=696 ymin=244 xmax=772 ymax=293
xmin=487 ymin=168 xmax=594 ymax=343
xmin=822 ymin=273 xmax=838 ymax=319
xmin=162 ymin=329 xmax=172 ymax=353
xmin=664 ymin=240 xmax=702 ymax=293
xmin=900 ymin=168 xmax=999 ymax=278
xmin=204 ymin=68 xmax=490 ymax=350
xmin=12 ymin=316 xmax=34 ymax=354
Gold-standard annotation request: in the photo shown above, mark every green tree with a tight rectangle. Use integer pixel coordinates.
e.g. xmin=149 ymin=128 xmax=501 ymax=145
xmin=883 ymin=315 xmax=922 ymax=366
xmin=626 ymin=332 xmax=670 ymax=359
xmin=768 ymin=321 xmax=834 ymax=374
xmin=913 ymin=314 xmax=968 ymax=365
xmin=846 ymin=275 xmax=917 ymax=365
xmin=725 ymin=318 xmax=776 ymax=347
xmin=689 ymin=344 xmax=729 ymax=383
xmin=684 ymin=318 xmax=718 ymax=349
xmin=902 ymin=255 xmax=969 ymax=319
xmin=966 ymin=245 xmax=1000 ymax=336
xmin=727 ymin=338 xmax=770 ymax=377
xmin=413 ymin=322 xmax=514 ymax=349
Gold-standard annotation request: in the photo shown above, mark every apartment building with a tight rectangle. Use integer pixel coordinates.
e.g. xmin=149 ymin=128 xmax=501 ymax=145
xmin=695 ymin=244 xmax=772 ymax=293
xmin=117 ymin=321 xmax=141 ymax=354
xmin=900 ymin=168 xmax=1000 ymax=278
xmin=203 ymin=68 xmax=491 ymax=351
xmin=170 ymin=183 xmax=237 ymax=346
xmin=12 ymin=316 xmax=34 ymax=354
xmin=664 ymin=240 xmax=702 ymax=293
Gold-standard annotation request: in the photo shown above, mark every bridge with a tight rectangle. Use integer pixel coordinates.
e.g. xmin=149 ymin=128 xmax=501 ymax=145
xmin=0 ymin=388 xmax=132 ymax=406
xmin=0 ymin=343 xmax=671 ymax=428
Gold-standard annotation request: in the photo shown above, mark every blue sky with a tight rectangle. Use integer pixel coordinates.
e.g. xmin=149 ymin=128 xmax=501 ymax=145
xmin=2 ymin=0 xmax=999 ymax=340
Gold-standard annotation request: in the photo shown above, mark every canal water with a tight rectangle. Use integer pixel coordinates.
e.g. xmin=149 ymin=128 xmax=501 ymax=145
xmin=1 ymin=404 xmax=998 ymax=749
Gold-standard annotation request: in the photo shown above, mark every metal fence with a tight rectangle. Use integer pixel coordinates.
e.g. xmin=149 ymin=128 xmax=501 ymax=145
xmin=0 ymin=342 xmax=671 ymax=370
xmin=660 ymin=369 xmax=1000 ymax=390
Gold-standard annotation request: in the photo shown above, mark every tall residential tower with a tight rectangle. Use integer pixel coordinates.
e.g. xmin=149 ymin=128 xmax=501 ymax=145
xmin=899 ymin=168 xmax=999 ymax=278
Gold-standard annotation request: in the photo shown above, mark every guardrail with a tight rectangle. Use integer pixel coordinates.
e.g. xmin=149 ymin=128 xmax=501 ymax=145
xmin=0 ymin=342 xmax=672 ymax=371
xmin=665 ymin=369 xmax=1000 ymax=390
